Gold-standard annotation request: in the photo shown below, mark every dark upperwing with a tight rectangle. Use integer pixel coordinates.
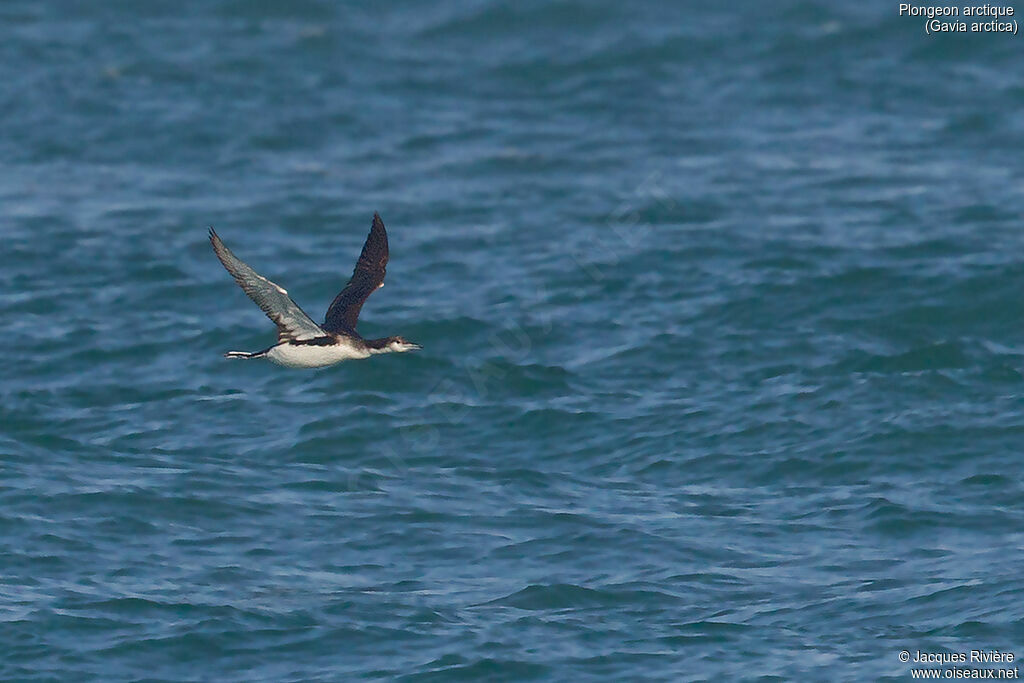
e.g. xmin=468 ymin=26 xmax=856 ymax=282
xmin=321 ymin=213 xmax=389 ymax=334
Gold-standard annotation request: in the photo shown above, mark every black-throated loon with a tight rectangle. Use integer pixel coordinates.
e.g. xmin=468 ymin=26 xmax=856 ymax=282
xmin=209 ymin=213 xmax=421 ymax=368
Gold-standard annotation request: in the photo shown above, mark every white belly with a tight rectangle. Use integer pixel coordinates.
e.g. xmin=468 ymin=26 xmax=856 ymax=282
xmin=265 ymin=341 xmax=370 ymax=368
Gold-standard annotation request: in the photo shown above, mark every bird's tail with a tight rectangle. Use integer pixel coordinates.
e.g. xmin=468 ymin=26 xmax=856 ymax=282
xmin=224 ymin=349 xmax=266 ymax=360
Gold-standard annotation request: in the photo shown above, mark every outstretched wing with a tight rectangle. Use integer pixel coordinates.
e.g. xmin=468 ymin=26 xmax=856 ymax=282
xmin=209 ymin=228 xmax=327 ymax=342
xmin=322 ymin=212 xmax=389 ymax=333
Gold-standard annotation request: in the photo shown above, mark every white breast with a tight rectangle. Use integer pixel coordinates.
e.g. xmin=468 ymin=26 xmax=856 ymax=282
xmin=265 ymin=340 xmax=370 ymax=368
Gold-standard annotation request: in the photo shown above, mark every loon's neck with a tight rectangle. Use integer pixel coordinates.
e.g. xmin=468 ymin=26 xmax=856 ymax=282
xmin=365 ymin=337 xmax=394 ymax=354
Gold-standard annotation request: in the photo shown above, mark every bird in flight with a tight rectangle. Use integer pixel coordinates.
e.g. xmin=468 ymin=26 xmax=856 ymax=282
xmin=209 ymin=212 xmax=420 ymax=368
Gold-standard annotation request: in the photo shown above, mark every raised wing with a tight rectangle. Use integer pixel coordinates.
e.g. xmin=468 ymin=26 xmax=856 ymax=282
xmin=322 ymin=212 xmax=389 ymax=333
xmin=209 ymin=228 xmax=327 ymax=342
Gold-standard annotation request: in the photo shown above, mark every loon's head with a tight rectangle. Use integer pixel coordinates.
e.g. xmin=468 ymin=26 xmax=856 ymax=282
xmin=369 ymin=336 xmax=422 ymax=354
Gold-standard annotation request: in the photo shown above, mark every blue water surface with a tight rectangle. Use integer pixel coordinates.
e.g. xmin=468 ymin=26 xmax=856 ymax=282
xmin=2 ymin=1 xmax=1023 ymax=680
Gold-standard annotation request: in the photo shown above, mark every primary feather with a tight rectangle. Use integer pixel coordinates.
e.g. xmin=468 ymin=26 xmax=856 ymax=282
xmin=322 ymin=212 xmax=389 ymax=334
xmin=208 ymin=228 xmax=327 ymax=343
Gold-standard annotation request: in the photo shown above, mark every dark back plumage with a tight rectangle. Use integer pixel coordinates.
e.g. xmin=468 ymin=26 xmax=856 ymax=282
xmin=322 ymin=213 xmax=389 ymax=334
